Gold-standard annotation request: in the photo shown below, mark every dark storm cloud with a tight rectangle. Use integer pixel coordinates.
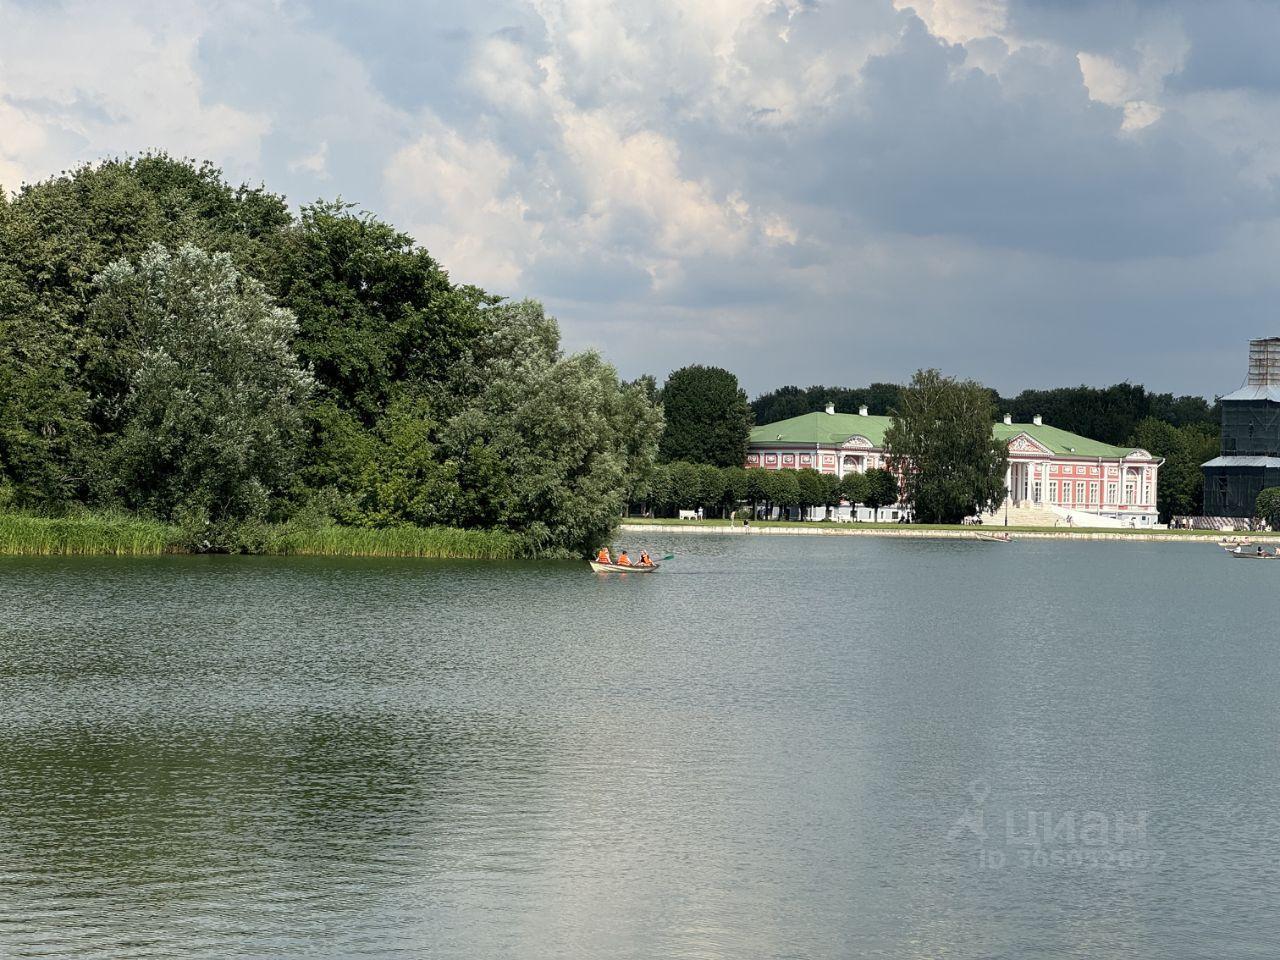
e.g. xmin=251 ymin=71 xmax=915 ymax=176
xmin=294 ymin=0 xmax=546 ymax=119
xmin=1170 ymin=1 xmax=1280 ymax=92
xmin=795 ymin=18 xmax=1272 ymax=259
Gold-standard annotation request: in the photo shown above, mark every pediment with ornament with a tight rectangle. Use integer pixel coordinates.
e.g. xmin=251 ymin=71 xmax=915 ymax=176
xmin=1005 ymin=433 xmax=1053 ymax=456
xmin=841 ymin=435 xmax=874 ymax=449
xmin=1124 ymin=448 xmax=1153 ymax=460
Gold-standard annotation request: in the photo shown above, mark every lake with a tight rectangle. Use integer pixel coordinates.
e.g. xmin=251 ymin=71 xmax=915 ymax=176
xmin=2 ymin=534 xmax=1278 ymax=958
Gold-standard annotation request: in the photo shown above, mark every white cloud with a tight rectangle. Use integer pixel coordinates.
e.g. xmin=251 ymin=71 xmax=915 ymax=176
xmin=385 ymin=125 xmax=534 ymax=291
xmin=0 ymin=96 xmax=48 ymax=191
xmin=893 ymin=0 xmax=1006 ymax=44
xmin=6 ymin=0 xmax=1280 ymax=396
xmin=385 ymin=12 xmax=805 ymax=295
xmin=0 ymin=0 xmax=268 ymax=188
xmin=288 ymin=141 xmax=329 ymax=179
xmin=1078 ymin=23 xmax=1188 ymax=132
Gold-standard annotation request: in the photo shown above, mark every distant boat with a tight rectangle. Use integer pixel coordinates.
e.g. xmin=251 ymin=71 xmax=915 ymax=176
xmin=1230 ymin=549 xmax=1280 ymax=560
xmin=976 ymin=532 xmax=1013 ymax=543
xmin=589 ymin=560 xmax=660 ymax=573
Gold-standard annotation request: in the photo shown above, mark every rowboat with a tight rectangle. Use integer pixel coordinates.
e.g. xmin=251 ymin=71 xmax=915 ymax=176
xmin=589 ymin=560 xmax=660 ymax=573
xmin=1229 ymin=550 xmax=1280 ymax=560
xmin=976 ymin=532 xmax=1013 ymax=543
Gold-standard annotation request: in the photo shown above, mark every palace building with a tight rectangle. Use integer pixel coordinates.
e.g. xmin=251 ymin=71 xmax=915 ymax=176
xmin=1202 ymin=338 xmax=1280 ymax=518
xmin=746 ymin=403 xmax=1163 ymax=526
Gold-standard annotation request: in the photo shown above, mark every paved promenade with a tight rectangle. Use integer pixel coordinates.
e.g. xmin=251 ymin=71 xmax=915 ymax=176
xmin=619 ymin=521 xmax=1267 ymax=544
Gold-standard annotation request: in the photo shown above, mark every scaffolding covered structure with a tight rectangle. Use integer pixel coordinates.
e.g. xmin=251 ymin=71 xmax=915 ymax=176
xmin=1247 ymin=337 xmax=1280 ymax=386
xmin=1203 ymin=338 xmax=1280 ymax=517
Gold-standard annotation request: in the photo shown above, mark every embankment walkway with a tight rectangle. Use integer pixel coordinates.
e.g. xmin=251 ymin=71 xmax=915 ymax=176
xmin=618 ymin=521 xmax=1267 ymax=544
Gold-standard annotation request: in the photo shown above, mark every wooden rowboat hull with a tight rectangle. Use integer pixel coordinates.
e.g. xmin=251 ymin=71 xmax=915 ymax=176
xmin=589 ymin=560 xmax=660 ymax=573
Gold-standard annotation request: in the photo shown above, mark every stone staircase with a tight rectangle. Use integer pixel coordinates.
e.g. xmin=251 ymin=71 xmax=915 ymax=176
xmin=977 ymin=502 xmax=1062 ymax=527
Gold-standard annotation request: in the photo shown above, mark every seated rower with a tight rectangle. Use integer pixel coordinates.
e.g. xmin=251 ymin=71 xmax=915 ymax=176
xmin=596 ymin=546 xmax=611 ymax=564
xmin=616 ymin=550 xmax=633 ymax=566
xmin=639 ymin=550 xmax=652 ymax=566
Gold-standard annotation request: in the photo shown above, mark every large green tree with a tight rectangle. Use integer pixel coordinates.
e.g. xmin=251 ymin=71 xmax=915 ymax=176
xmin=0 ymin=157 xmax=665 ymax=555
xmin=1128 ymin=417 xmax=1218 ymax=521
xmin=885 ymin=369 xmax=1009 ymax=524
xmin=763 ymin=469 xmax=800 ymax=519
xmin=438 ymin=300 xmax=662 ymax=553
xmin=274 ymin=202 xmax=484 ymax=424
xmin=795 ymin=468 xmax=830 ymax=520
xmin=861 ymin=468 xmax=900 ymax=521
xmin=839 ymin=471 xmax=869 ymax=509
xmin=658 ymin=365 xmax=752 ymax=467
xmin=0 ymin=239 xmax=92 ymax=505
xmin=89 ymin=245 xmax=313 ymax=526
xmin=1256 ymin=487 xmax=1280 ymax=529
xmin=0 ymin=155 xmax=290 ymax=506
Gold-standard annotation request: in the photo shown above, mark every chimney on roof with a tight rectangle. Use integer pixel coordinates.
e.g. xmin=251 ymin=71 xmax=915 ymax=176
xmin=824 ymin=402 xmax=835 ymax=415
xmin=1033 ymin=414 xmax=1042 ymax=426
xmin=1003 ymin=413 xmax=1012 ymax=425
xmin=858 ymin=404 xmax=869 ymax=417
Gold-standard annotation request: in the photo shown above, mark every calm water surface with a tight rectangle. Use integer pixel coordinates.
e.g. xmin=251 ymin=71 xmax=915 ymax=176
xmin=2 ymin=535 xmax=1279 ymax=958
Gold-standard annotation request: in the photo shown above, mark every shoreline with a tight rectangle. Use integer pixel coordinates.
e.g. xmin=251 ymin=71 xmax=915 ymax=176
xmin=619 ymin=520 xmax=1269 ymax=544
xmin=0 ymin=512 xmax=524 ymax=560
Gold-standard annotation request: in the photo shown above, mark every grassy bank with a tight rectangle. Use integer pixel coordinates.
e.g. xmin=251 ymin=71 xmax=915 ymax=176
xmin=262 ymin=523 xmax=526 ymax=559
xmin=620 ymin=516 xmax=1276 ymax=539
xmin=0 ymin=511 xmax=528 ymax=560
xmin=0 ymin=511 xmax=178 ymax=556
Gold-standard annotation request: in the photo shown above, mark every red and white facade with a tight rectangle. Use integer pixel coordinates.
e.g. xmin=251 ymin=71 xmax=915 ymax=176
xmin=745 ymin=409 xmax=1163 ymax=526
xmin=999 ymin=437 xmax=1161 ymax=525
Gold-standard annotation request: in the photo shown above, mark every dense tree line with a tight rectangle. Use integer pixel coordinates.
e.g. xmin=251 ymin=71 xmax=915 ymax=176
xmin=1 ymin=156 xmax=1231 ymax=546
xmin=0 ymin=156 xmax=661 ymax=554
xmin=635 ymin=462 xmax=898 ymax=521
xmin=751 ymin=383 xmax=903 ymax=424
xmin=1128 ymin=418 xmax=1218 ymax=521
xmin=753 ymin=380 xmax=1218 ymax=447
xmin=751 ymin=379 xmax=1222 ymax=523
xmin=997 ymin=383 xmax=1218 ymax=446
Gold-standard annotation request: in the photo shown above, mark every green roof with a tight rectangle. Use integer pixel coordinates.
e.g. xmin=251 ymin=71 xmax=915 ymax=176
xmin=991 ymin=422 xmax=1135 ymax=458
xmin=750 ymin=411 xmax=892 ymax=447
xmin=750 ymin=411 xmax=1141 ymax=458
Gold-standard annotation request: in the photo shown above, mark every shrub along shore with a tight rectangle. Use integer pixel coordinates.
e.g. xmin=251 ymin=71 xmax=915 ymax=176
xmin=0 ymin=511 xmax=527 ymax=560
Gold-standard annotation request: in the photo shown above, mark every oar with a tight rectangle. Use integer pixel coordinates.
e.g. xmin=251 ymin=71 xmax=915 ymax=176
xmin=660 ymin=553 xmax=675 ymax=561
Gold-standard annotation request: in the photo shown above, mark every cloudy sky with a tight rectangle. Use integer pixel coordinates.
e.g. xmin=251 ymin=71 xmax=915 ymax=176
xmin=3 ymin=0 xmax=1278 ymax=398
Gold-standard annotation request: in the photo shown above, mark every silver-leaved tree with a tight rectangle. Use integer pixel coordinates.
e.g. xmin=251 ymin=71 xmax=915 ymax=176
xmin=89 ymin=244 xmax=314 ymax=534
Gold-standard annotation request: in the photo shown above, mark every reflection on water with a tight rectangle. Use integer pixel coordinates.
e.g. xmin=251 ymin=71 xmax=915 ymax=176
xmin=2 ymin=538 xmax=1279 ymax=958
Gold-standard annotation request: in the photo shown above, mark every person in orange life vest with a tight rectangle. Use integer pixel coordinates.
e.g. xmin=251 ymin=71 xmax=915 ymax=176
xmin=638 ymin=550 xmax=652 ymax=566
xmin=615 ymin=550 xmax=632 ymax=566
xmin=596 ymin=546 xmax=611 ymax=564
